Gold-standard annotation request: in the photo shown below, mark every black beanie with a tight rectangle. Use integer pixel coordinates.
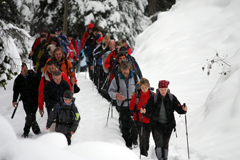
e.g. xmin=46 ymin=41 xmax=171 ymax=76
xmin=63 ymin=90 xmax=73 ymax=99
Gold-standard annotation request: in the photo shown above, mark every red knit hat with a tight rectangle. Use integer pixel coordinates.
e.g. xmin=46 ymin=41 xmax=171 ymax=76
xmin=98 ymin=37 xmax=104 ymax=42
xmin=158 ymin=80 xmax=170 ymax=88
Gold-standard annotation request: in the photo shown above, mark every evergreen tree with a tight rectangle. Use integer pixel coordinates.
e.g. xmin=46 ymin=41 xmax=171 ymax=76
xmin=0 ymin=20 xmax=30 ymax=89
xmin=0 ymin=0 xmax=25 ymax=28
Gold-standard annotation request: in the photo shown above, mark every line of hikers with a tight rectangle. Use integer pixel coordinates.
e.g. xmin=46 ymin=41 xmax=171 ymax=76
xmin=12 ymin=23 xmax=188 ymax=159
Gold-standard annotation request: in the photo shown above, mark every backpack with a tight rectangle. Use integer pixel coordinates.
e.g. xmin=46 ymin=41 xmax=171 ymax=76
xmin=56 ymin=98 xmax=76 ymax=125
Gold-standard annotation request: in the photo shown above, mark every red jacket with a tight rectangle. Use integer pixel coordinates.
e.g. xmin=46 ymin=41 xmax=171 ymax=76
xmin=38 ymin=71 xmax=72 ymax=110
xmin=80 ymin=23 xmax=94 ymax=50
xmin=129 ymin=90 xmax=154 ymax=123
xmin=104 ymin=50 xmax=117 ymax=72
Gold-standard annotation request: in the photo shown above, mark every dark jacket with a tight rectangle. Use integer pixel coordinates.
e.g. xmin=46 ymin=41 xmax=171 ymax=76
xmin=13 ymin=70 xmax=40 ymax=103
xmin=46 ymin=98 xmax=80 ymax=135
xmin=44 ymin=79 xmax=70 ymax=109
xmin=145 ymin=90 xmax=186 ymax=128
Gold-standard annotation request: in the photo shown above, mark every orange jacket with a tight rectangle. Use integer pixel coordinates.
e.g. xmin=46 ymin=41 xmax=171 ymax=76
xmin=44 ymin=58 xmax=75 ymax=78
xmin=38 ymin=71 xmax=72 ymax=110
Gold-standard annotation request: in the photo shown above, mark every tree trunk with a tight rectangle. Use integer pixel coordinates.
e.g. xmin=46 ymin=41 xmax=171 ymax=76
xmin=63 ymin=0 xmax=68 ymax=35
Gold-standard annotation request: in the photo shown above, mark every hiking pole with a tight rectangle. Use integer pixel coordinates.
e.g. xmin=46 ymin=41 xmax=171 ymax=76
xmin=106 ymin=102 xmax=111 ymax=126
xmin=183 ymin=103 xmax=190 ymax=159
xmin=101 ymin=77 xmax=108 ymax=90
xmin=11 ymin=98 xmax=21 ymax=119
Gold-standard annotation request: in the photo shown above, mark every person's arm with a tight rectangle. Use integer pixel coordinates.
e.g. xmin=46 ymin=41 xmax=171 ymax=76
xmin=104 ymin=53 xmax=112 ymax=71
xmin=46 ymin=104 xmax=58 ymax=129
xmin=172 ymin=95 xmax=187 ymax=114
xmin=129 ymin=94 xmax=136 ymax=111
xmin=62 ymin=72 xmax=73 ymax=92
xmin=12 ymin=77 xmax=20 ymax=107
xmin=38 ymin=77 xmax=45 ymax=110
xmin=108 ymin=78 xmax=118 ymax=100
xmin=70 ymin=105 xmax=81 ymax=134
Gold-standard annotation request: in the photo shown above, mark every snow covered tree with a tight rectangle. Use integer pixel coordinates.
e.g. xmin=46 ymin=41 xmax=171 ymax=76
xmin=145 ymin=0 xmax=176 ymax=22
xmin=0 ymin=20 xmax=31 ymax=90
xmin=0 ymin=0 xmax=26 ymax=28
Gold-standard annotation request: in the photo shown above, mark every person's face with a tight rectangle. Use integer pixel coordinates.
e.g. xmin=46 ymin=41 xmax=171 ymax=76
xmin=21 ymin=66 xmax=28 ymax=77
xmin=41 ymin=32 xmax=48 ymax=37
xmin=47 ymin=64 xmax=57 ymax=74
xmin=40 ymin=37 xmax=47 ymax=43
xmin=56 ymin=31 xmax=61 ymax=36
xmin=140 ymin=84 xmax=149 ymax=93
xmin=109 ymin=41 xmax=115 ymax=51
xmin=64 ymin=98 xmax=72 ymax=104
xmin=51 ymin=41 xmax=57 ymax=46
xmin=68 ymin=37 xmax=73 ymax=41
xmin=104 ymin=39 xmax=109 ymax=45
xmin=121 ymin=69 xmax=130 ymax=78
xmin=55 ymin=50 xmax=63 ymax=62
xmin=93 ymin=31 xmax=97 ymax=36
xmin=53 ymin=74 xmax=62 ymax=84
xmin=50 ymin=33 xmax=56 ymax=37
xmin=118 ymin=56 xmax=127 ymax=64
xmin=116 ymin=45 xmax=121 ymax=53
xmin=97 ymin=31 xmax=103 ymax=37
xmin=88 ymin=28 xmax=92 ymax=34
xmin=159 ymin=88 xmax=168 ymax=97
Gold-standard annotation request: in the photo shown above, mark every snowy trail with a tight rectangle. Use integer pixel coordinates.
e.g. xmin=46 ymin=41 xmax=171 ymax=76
xmin=1 ymin=72 xmax=220 ymax=160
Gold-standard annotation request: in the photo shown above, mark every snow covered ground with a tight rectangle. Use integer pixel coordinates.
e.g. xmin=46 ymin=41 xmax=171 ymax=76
xmin=1 ymin=0 xmax=240 ymax=159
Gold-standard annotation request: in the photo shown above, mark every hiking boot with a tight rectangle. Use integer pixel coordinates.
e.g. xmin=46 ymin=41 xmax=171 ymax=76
xmin=34 ymin=131 xmax=41 ymax=135
xmin=132 ymin=141 xmax=138 ymax=148
xmin=22 ymin=133 xmax=29 ymax=138
xmin=141 ymin=151 xmax=148 ymax=157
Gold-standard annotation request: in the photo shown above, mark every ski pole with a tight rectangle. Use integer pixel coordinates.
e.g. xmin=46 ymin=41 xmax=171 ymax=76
xmin=11 ymin=98 xmax=21 ymax=119
xmin=106 ymin=102 xmax=111 ymax=126
xmin=184 ymin=103 xmax=190 ymax=159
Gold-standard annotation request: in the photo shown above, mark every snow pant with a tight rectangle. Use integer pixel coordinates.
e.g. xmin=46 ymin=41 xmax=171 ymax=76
xmin=22 ymin=101 xmax=40 ymax=134
xmin=119 ymin=107 xmax=138 ymax=148
xmin=76 ymin=60 xmax=81 ymax=73
xmin=65 ymin=133 xmax=72 ymax=145
xmin=151 ymin=121 xmax=173 ymax=160
xmin=96 ymin=64 xmax=106 ymax=93
xmin=134 ymin=121 xmax=151 ymax=156
xmin=46 ymin=105 xmax=56 ymax=132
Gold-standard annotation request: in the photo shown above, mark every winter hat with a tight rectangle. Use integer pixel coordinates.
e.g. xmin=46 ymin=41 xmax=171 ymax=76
xmin=158 ymin=80 xmax=170 ymax=88
xmin=98 ymin=37 xmax=104 ymax=42
xmin=56 ymin=27 xmax=62 ymax=31
xmin=92 ymin=26 xmax=99 ymax=32
xmin=63 ymin=90 xmax=73 ymax=100
xmin=119 ymin=46 xmax=128 ymax=54
xmin=95 ymin=34 xmax=101 ymax=41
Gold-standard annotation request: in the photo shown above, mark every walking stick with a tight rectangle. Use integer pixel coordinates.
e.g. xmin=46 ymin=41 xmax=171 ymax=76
xmin=11 ymin=98 xmax=21 ymax=119
xmin=106 ymin=102 xmax=112 ymax=126
xmin=183 ymin=103 xmax=190 ymax=159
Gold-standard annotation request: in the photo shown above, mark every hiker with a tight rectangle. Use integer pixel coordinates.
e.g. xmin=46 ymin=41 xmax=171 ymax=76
xmin=38 ymin=60 xmax=72 ymax=117
xmin=121 ymin=39 xmax=132 ymax=55
xmin=29 ymin=27 xmax=50 ymax=59
xmin=129 ymin=78 xmax=153 ymax=157
xmin=43 ymin=47 xmax=75 ymax=92
xmin=80 ymin=23 xmax=94 ymax=50
xmin=141 ymin=80 xmax=188 ymax=160
xmin=46 ymin=90 xmax=80 ymax=145
xmin=44 ymin=70 xmax=70 ymax=114
xmin=108 ymin=61 xmax=140 ymax=149
xmin=55 ymin=27 xmax=69 ymax=54
xmin=118 ymin=46 xmax=143 ymax=79
xmin=104 ymin=40 xmax=122 ymax=79
xmin=12 ymin=62 xmax=41 ymax=138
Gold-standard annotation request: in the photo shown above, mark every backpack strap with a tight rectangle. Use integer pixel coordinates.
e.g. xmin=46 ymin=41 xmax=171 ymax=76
xmin=114 ymin=73 xmax=120 ymax=93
